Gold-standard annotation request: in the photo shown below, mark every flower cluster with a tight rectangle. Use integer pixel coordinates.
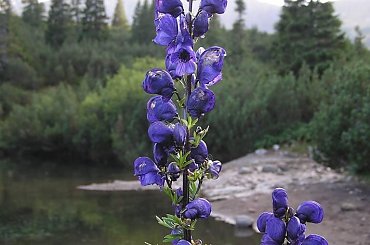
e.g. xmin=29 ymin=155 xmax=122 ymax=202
xmin=257 ymin=188 xmax=328 ymax=245
xmin=133 ymin=0 xmax=227 ymax=244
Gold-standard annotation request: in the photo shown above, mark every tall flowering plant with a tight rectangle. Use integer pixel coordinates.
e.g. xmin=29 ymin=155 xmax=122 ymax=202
xmin=133 ymin=0 xmax=227 ymax=244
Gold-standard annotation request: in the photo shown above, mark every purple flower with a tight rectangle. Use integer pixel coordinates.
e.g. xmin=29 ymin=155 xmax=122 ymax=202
xmin=153 ymin=143 xmax=168 ymax=167
xmin=207 ymin=160 xmax=222 ymax=179
xmin=190 ymin=140 xmax=208 ymax=164
xmin=261 ymin=234 xmax=280 ymax=245
xmin=193 ymin=10 xmax=209 ymax=37
xmin=168 ymin=162 xmax=180 ymax=181
xmin=296 ymin=201 xmax=324 ymax=224
xmin=176 ymin=240 xmax=191 ymax=245
xmin=173 ymin=123 xmax=187 ymax=147
xmin=187 ymin=87 xmax=216 ymax=118
xmin=133 ymin=157 xmax=164 ymax=186
xmin=148 ymin=121 xmax=174 ymax=144
xmin=197 ymin=46 xmax=226 ymax=87
xmin=257 ymin=212 xmax=274 ymax=233
xmin=265 ymin=216 xmax=286 ymax=244
xmin=166 ymin=44 xmax=196 ymax=77
xmin=188 ymin=160 xmax=199 ymax=172
xmin=143 ymin=68 xmax=175 ymax=100
xmin=272 ymin=188 xmax=288 ymax=218
xmin=147 ymin=96 xmax=178 ymax=123
xmin=184 ymin=198 xmax=211 ymax=219
xmin=156 ymin=0 xmax=183 ymax=18
xmin=154 ymin=14 xmax=178 ymax=46
xmin=302 ymin=234 xmax=329 ymax=245
xmin=200 ymin=0 xmax=228 ymax=15
xmin=171 ymin=228 xmax=183 ymax=245
xmin=287 ymin=216 xmax=306 ymax=242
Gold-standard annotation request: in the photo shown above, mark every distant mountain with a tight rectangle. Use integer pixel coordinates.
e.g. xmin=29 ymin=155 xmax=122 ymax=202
xmin=9 ymin=0 xmax=370 ymax=47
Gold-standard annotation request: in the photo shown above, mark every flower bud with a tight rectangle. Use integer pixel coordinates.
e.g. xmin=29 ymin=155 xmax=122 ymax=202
xmin=168 ymin=162 xmax=180 ymax=181
xmin=194 ymin=10 xmax=209 ymax=37
xmin=184 ymin=198 xmax=212 ymax=219
xmin=272 ymin=188 xmax=288 ymax=219
xmin=176 ymin=240 xmax=192 ymax=245
xmin=187 ymin=87 xmax=216 ymax=118
xmin=147 ymin=96 xmax=178 ymax=123
xmin=207 ymin=160 xmax=222 ymax=179
xmin=153 ymin=143 xmax=168 ymax=167
xmin=190 ymin=140 xmax=208 ymax=164
xmin=257 ymin=212 xmax=273 ymax=233
xmin=287 ymin=216 xmax=306 ymax=242
xmin=200 ymin=0 xmax=228 ymax=15
xmin=143 ymin=68 xmax=175 ymax=100
xmin=296 ymin=201 xmax=324 ymax=224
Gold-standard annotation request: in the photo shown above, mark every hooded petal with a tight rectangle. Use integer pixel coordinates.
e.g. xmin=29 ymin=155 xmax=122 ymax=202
xmin=296 ymin=201 xmax=324 ymax=224
xmin=153 ymin=143 xmax=168 ymax=167
xmin=187 ymin=87 xmax=216 ymax=118
xmin=148 ymin=121 xmax=174 ymax=144
xmin=154 ymin=14 xmax=178 ymax=46
xmin=173 ymin=123 xmax=187 ymax=147
xmin=156 ymin=0 xmax=183 ymax=17
xmin=265 ymin=216 xmax=286 ymax=244
xmin=197 ymin=46 xmax=226 ymax=86
xmin=261 ymin=234 xmax=280 ymax=245
xmin=134 ymin=157 xmax=158 ymax=176
xmin=257 ymin=212 xmax=274 ymax=233
xmin=168 ymin=162 xmax=181 ymax=181
xmin=143 ymin=68 xmax=175 ymax=100
xmin=194 ymin=10 xmax=209 ymax=37
xmin=147 ymin=96 xmax=178 ymax=123
xmin=272 ymin=188 xmax=288 ymax=218
xmin=200 ymin=0 xmax=228 ymax=15
xmin=207 ymin=160 xmax=222 ymax=179
xmin=287 ymin=216 xmax=306 ymax=242
xmin=302 ymin=234 xmax=328 ymax=245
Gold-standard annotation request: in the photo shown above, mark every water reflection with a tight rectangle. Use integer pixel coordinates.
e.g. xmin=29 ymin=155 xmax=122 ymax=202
xmin=0 ymin=160 xmax=261 ymax=244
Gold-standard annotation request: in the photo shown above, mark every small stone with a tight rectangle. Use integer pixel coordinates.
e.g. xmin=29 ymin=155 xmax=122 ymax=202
xmin=273 ymin=144 xmax=280 ymax=151
xmin=340 ymin=202 xmax=359 ymax=212
xmin=255 ymin=149 xmax=268 ymax=155
xmin=262 ymin=165 xmax=279 ymax=173
xmin=235 ymin=215 xmax=254 ymax=228
xmin=248 ymin=208 xmax=256 ymax=213
xmin=239 ymin=167 xmax=253 ymax=175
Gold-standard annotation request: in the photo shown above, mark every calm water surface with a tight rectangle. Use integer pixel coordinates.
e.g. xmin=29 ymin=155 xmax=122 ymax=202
xmin=0 ymin=159 xmax=261 ymax=245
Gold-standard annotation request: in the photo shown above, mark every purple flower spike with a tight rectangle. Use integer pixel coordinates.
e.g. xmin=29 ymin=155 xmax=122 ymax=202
xmin=194 ymin=10 xmax=209 ymax=37
xmin=148 ymin=121 xmax=174 ymax=144
xmin=176 ymin=240 xmax=192 ymax=245
xmin=296 ymin=201 xmax=324 ymax=224
xmin=257 ymin=212 xmax=274 ymax=233
xmin=153 ymin=143 xmax=168 ymax=167
xmin=207 ymin=160 xmax=222 ymax=179
xmin=154 ymin=14 xmax=178 ymax=46
xmin=187 ymin=87 xmax=216 ymax=118
xmin=261 ymin=234 xmax=280 ymax=245
xmin=147 ymin=96 xmax=178 ymax=123
xmin=287 ymin=216 xmax=306 ymax=242
xmin=197 ymin=46 xmax=226 ymax=87
xmin=272 ymin=188 xmax=288 ymax=218
xmin=302 ymin=234 xmax=329 ymax=245
xmin=156 ymin=0 xmax=183 ymax=17
xmin=190 ymin=140 xmax=208 ymax=164
xmin=265 ymin=216 xmax=286 ymax=244
xmin=133 ymin=157 xmax=164 ymax=186
xmin=184 ymin=198 xmax=212 ymax=219
xmin=200 ymin=0 xmax=228 ymax=15
xmin=173 ymin=123 xmax=187 ymax=147
xmin=143 ymin=68 xmax=175 ymax=100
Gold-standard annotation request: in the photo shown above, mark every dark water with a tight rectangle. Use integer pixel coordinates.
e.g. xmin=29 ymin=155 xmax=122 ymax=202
xmin=0 ymin=159 xmax=261 ymax=245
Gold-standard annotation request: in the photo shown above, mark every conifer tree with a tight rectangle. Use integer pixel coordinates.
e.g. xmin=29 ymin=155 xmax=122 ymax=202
xmin=22 ymin=0 xmax=45 ymax=27
xmin=233 ymin=0 xmax=246 ymax=34
xmin=0 ymin=0 xmax=11 ymax=81
xmin=81 ymin=0 xmax=108 ymax=40
xmin=112 ymin=0 xmax=128 ymax=30
xmin=231 ymin=0 xmax=247 ymax=63
xmin=274 ymin=0 xmax=345 ymax=74
xmin=46 ymin=0 xmax=72 ymax=47
xmin=71 ymin=0 xmax=82 ymax=23
xmin=131 ymin=0 xmax=155 ymax=44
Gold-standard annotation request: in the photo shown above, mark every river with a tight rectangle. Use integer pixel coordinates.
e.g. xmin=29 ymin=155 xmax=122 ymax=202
xmin=0 ymin=159 xmax=261 ymax=244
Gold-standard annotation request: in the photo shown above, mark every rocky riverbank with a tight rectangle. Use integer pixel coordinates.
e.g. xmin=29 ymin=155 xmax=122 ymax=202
xmin=78 ymin=150 xmax=370 ymax=245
